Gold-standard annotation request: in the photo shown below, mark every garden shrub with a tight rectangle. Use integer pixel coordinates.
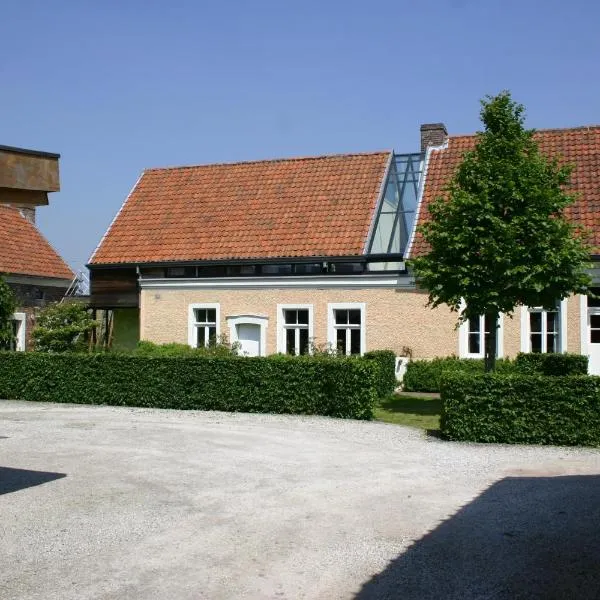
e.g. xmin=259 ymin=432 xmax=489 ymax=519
xmin=134 ymin=338 xmax=239 ymax=357
xmin=514 ymin=352 xmax=588 ymax=376
xmin=363 ymin=350 xmax=397 ymax=398
xmin=32 ymin=302 xmax=97 ymax=352
xmin=402 ymin=357 xmax=514 ymax=393
xmin=440 ymin=371 xmax=600 ymax=446
xmin=0 ymin=352 xmax=378 ymax=420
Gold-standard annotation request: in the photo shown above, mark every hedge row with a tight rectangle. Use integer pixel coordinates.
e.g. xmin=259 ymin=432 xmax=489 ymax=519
xmin=514 ymin=352 xmax=588 ymax=376
xmin=440 ymin=372 xmax=600 ymax=446
xmin=363 ymin=350 xmax=397 ymax=398
xmin=0 ymin=352 xmax=378 ymax=419
xmin=403 ymin=353 xmax=589 ymax=393
xmin=402 ymin=357 xmax=514 ymax=393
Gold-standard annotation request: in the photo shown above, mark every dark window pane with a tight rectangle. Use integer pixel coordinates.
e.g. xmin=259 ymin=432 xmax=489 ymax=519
xmin=208 ymin=326 xmax=217 ymax=344
xmin=469 ymin=333 xmax=480 ymax=354
xmin=335 ymin=310 xmax=348 ymax=325
xmin=547 ymin=311 xmax=557 ymax=332
xmin=591 ymin=315 xmax=600 ymax=329
xmin=197 ymin=265 xmax=227 ymax=277
xmin=207 ymin=309 xmax=216 ymax=323
xmin=297 ymin=310 xmax=309 ymax=325
xmin=284 ymin=310 xmax=297 ymax=325
xmin=531 ymin=333 xmax=542 ymax=353
xmin=350 ymin=329 xmax=361 ymax=355
xmin=295 ymin=263 xmax=322 ymax=274
xmin=195 ymin=309 xmax=207 ymax=323
xmin=197 ymin=327 xmax=207 ymax=347
xmin=299 ymin=328 xmax=309 ymax=355
xmin=333 ymin=262 xmax=363 ymax=274
xmin=286 ymin=329 xmax=296 ymax=355
xmin=469 ymin=317 xmax=480 ymax=334
xmin=262 ymin=264 xmax=293 ymax=275
xmin=547 ymin=333 xmax=557 ymax=353
xmin=348 ymin=309 xmax=361 ymax=325
xmin=591 ymin=329 xmax=600 ymax=344
xmin=336 ymin=329 xmax=347 ymax=354
xmin=530 ymin=312 xmax=542 ymax=333
xmin=588 ymin=289 xmax=600 ymax=307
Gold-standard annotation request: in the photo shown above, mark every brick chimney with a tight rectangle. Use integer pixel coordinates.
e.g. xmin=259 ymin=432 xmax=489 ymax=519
xmin=420 ymin=123 xmax=448 ymax=152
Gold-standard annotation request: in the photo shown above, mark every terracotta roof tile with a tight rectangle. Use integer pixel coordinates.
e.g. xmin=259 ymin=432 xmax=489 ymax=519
xmin=0 ymin=205 xmax=73 ymax=279
xmin=409 ymin=126 xmax=600 ymax=257
xmin=90 ymin=152 xmax=391 ymax=264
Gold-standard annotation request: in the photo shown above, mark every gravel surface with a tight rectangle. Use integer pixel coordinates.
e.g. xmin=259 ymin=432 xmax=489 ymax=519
xmin=1 ymin=400 xmax=599 ymax=599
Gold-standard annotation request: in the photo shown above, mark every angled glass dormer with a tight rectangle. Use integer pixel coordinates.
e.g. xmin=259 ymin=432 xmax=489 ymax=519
xmin=368 ymin=152 xmax=422 ymax=256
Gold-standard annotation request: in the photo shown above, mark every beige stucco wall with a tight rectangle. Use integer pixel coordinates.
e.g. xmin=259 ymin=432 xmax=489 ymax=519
xmin=139 ymin=288 xmax=588 ymax=359
xmin=140 ymin=287 xmax=461 ymax=359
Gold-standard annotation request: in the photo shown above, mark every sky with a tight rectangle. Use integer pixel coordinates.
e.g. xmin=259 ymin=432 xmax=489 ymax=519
xmin=1 ymin=0 xmax=599 ymax=274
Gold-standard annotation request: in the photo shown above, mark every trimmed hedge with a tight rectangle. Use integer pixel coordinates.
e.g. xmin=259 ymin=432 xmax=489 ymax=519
xmin=363 ymin=350 xmax=397 ymax=398
xmin=440 ymin=371 xmax=600 ymax=446
xmin=514 ymin=352 xmax=588 ymax=376
xmin=0 ymin=352 xmax=378 ymax=420
xmin=403 ymin=357 xmax=515 ymax=393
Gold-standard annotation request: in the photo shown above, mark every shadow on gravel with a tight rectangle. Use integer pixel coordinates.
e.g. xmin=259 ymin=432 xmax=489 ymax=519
xmin=0 ymin=466 xmax=66 ymax=495
xmin=355 ymin=475 xmax=600 ymax=600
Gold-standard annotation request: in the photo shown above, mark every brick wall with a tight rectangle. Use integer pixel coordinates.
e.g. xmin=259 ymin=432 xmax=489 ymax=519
xmin=140 ymin=287 xmax=460 ymax=358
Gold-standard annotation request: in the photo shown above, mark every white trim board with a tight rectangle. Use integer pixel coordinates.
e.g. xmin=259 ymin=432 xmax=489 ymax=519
xmin=140 ymin=274 xmax=414 ymax=290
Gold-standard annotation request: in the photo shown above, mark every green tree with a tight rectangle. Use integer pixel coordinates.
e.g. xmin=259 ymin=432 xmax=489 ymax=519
xmin=411 ymin=91 xmax=591 ymax=371
xmin=0 ymin=275 xmax=17 ymax=350
xmin=32 ymin=302 xmax=97 ymax=353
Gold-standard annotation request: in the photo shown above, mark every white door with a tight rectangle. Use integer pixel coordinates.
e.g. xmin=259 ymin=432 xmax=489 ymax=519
xmin=236 ymin=323 xmax=261 ymax=357
xmin=588 ymin=308 xmax=600 ymax=374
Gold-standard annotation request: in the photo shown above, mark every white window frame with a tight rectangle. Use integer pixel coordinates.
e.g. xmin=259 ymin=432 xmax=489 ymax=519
xmin=12 ymin=312 xmax=26 ymax=352
xmin=459 ymin=312 xmax=504 ymax=358
xmin=277 ymin=304 xmax=314 ymax=355
xmin=327 ymin=302 xmax=366 ymax=356
xmin=226 ymin=315 xmax=268 ymax=357
xmin=520 ymin=299 xmax=567 ymax=353
xmin=187 ymin=303 xmax=220 ymax=347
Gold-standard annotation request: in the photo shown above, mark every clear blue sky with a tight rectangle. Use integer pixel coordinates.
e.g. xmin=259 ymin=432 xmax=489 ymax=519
xmin=2 ymin=0 xmax=599 ymax=273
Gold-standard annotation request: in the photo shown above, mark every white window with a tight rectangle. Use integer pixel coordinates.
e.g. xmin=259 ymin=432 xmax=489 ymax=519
xmin=277 ymin=304 xmax=314 ymax=355
xmin=459 ymin=313 xmax=504 ymax=358
xmin=188 ymin=304 xmax=220 ymax=347
xmin=520 ymin=300 xmax=566 ymax=354
xmin=327 ymin=303 xmax=366 ymax=356
xmin=10 ymin=313 xmax=26 ymax=352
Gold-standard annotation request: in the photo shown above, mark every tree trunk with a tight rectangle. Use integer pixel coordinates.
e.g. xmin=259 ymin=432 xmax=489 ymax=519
xmin=484 ymin=312 xmax=499 ymax=373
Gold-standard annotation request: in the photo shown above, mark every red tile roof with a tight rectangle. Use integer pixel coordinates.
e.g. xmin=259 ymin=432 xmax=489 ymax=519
xmin=0 ymin=205 xmax=73 ymax=279
xmin=90 ymin=152 xmax=392 ymax=265
xmin=409 ymin=126 xmax=600 ymax=257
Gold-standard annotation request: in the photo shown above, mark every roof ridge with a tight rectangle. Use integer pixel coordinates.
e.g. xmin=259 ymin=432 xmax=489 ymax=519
xmin=449 ymin=124 xmax=600 ymax=140
xmin=144 ymin=150 xmax=393 ymax=173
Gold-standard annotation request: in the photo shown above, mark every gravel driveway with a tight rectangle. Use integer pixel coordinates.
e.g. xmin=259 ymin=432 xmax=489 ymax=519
xmin=1 ymin=400 xmax=600 ymax=600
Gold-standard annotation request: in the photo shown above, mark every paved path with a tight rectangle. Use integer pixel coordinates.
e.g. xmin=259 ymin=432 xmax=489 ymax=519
xmin=1 ymin=401 xmax=599 ymax=599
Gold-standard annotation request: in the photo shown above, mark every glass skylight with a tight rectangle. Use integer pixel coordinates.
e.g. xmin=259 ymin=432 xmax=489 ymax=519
xmin=368 ymin=152 xmax=422 ymax=255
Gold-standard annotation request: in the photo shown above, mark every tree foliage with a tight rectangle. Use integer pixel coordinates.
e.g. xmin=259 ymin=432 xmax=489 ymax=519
xmin=410 ymin=91 xmax=592 ymax=370
xmin=32 ymin=302 xmax=97 ymax=353
xmin=0 ymin=275 xmax=17 ymax=350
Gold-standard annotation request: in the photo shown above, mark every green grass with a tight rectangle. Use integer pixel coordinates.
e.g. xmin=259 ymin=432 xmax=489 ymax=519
xmin=374 ymin=394 xmax=441 ymax=431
